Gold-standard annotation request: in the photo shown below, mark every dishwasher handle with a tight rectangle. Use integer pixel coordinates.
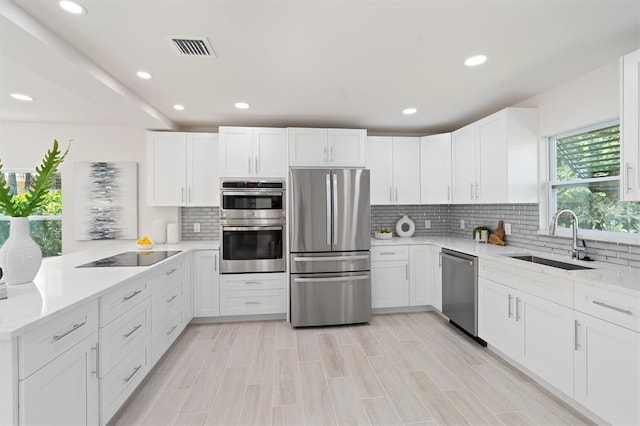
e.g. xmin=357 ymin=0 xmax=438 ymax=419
xmin=440 ymin=252 xmax=474 ymax=266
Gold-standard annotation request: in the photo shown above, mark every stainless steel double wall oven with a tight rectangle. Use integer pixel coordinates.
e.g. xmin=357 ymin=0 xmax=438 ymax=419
xmin=220 ymin=180 xmax=285 ymax=274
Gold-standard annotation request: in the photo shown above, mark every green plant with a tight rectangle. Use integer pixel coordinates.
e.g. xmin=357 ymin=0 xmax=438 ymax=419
xmin=0 ymin=140 xmax=69 ymax=217
xmin=472 ymin=226 xmax=492 ymax=238
xmin=377 ymin=227 xmax=392 ymax=233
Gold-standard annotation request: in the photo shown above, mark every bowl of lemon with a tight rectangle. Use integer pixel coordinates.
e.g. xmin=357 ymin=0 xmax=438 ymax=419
xmin=136 ymin=236 xmax=153 ymax=250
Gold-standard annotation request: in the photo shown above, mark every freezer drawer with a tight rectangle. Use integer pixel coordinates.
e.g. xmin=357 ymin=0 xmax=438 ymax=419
xmin=291 ymin=272 xmax=371 ymax=327
xmin=290 ymin=251 xmax=370 ymax=274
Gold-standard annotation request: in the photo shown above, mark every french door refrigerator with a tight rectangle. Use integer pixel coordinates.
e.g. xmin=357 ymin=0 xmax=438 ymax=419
xmin=289 ymin=168 xmax=371 ymax=327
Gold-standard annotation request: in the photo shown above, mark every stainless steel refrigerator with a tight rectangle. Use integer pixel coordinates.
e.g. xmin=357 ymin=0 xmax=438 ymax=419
xmin=289 ymin=168 xmax=371 ymax=327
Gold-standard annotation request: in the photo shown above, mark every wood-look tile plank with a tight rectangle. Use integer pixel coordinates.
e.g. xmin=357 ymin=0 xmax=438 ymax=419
xmin=484 ymin=351 xmax=534 ymax=384
xmin=443 ymin=389 xmax=501 ymax=425
xmin=166 ymin=340 xmax=214 ymax=390
xmin=370 ymin=329 xmax=418 ymax=372
xmin=519 ymin=381 xmax=595 ymax=425
xmin=298 ymin=361 xmax=338 ymax=426
xmin=379 ymin=314 xmax=419 ymax=341
xmin=369 ymin=356 xmax=432 ymax=424
xmin=351 ymin=325 xmax=385 ymax=357
xmin=276 ymin=321 xmax=297 ymax=349
xmin=327 ymin=377 xmax=370 ymax=425
xmin=274 ymin=349 xmax=302 ymax=405
xmin=247 ymin=339 xmax=276 ymax=385
xmin=332 ymin=326 xmax=357 ymax=345
xmin=496 ymin=411 xmax=536 ymax=426
xmin=439 ymin=334 xmax=491 ymax=366
xmin=174 ymin=412 xmax=209 ymax=426
xmin=340 ymin=344 xmax=386 ymax=398
xmin=140 ymin=389 xmax=189 ymax=426
xmin=362 ymin=397 xmax=403 ymax=426
xmin=206 ymin=366 xmax=248 ymax=426
xmin=180 ymin=351 xmax=229 ymax=413
xmin=400 ymin=341 xmax=465 ymax=391
xmin=227 ymin=322 xmax=259 ymax=368
xmin=194 ymin=323 xmax=223 ymax=341
xmin=297 ymin=329 xmax=321 ymax=362
xmin=272 ymin=405 xmax=304 ymax=426
xmin=396 ymin=315 xmax=449 ymax=352
xmin=316 ymin=333 xmax=349 ymax=378
xmin=211 ymin=322 xmax=241 ymax=352
xmin=406 ymin=371 xmax=469 ymax=425
xmin=239 ymin=383 xmax=274 ymax=426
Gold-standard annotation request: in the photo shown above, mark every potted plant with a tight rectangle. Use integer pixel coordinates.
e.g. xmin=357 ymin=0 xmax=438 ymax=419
xmin=375 ymin=226 xmax=393 ymax=240
xmin=0 ymin=140 xmax=69 ymax=285
xmin=472 ymin=225 xmax=492 ymax=242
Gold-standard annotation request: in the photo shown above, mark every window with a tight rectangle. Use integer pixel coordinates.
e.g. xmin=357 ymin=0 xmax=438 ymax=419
xmin=549 ymin=120 xmax=640 ymax=236
xmin=0 ymin=171 xmax=63 ymax=257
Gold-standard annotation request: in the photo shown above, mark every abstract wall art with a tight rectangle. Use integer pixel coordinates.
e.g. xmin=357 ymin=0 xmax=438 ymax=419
xmin=74 ymin=162 xmax=138 ymax=240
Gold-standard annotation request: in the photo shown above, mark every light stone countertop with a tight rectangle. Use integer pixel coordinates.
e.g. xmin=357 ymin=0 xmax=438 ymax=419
xmin=0 ymin=241 xmax=219 ymax=340
xmin=372 ymin=236 xmax=640 ymax=295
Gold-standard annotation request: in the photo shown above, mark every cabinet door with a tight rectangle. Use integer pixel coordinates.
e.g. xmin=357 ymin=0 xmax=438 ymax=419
xmin=19 ymin=334 xmax=98 ymax=426
xmin=182 ymin=252 xmax=193 ymax=324
xmin=253 ymin=127 xmax=286 ymax=177
xmin=521 ymin=293 xmax=574 ymax=396
xmin=367 ymin=137 xmax=393 ymax=205
xmin=477 ymin=278 xmax=522 ymax=360
xmin=328 ymin=129 xmax=367 ymax=167
xmin=476 ymin=112 xmax=507 ymax=203
xmin=371 ymin=260 xmax=409 ymax=308
xmin=288 ymin=128 xmax=328 ymax=167
xmin=187 ymin=133 xmax=219 ymax=206
xmin=622 ymin=49 xmax=640 ymax=201
xmin=430 ymin=246 xmax=442 ymax=311
xmin=146 ymin=132 xmax=187 ymax=206
xmin=409 ymin=245 xmax=430 ymax=306
xmin=219 ymin=127 xmax=254 ymax=177
xmin=420 ymin=133 xmax=452 ymax=204
xmin=392 ymin=137 xmax=421 ymax=204
xmin=193 ymin=250 xmax=220 ymax=317
xmin=451 ymin=124 xmax=476 ymax=204
xmin=575 ymin=311 xmax=640 ymax=425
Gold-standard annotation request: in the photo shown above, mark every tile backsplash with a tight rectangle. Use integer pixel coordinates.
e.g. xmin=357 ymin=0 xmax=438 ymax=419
xmin=181 ymin=207 xmax=219 ymax=240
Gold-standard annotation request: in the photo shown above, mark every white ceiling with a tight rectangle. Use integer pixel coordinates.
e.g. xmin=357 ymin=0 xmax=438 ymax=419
xmin=1 ymin=0 xmax=639 ymax=134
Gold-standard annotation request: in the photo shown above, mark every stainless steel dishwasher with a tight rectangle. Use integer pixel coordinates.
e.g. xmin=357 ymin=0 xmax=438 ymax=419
xmin=441 ymin=248 xmax=485 ymax=345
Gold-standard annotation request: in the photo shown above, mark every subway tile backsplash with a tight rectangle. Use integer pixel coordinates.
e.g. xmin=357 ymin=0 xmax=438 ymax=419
xmin=181 ymin=207 xmax=219 ymax=240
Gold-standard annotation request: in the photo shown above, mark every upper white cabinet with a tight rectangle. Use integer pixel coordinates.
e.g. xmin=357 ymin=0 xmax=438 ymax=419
xmin=367 ymin=136 xmax=421 ymax=205
xmin=420 ymin=133 xmax=452 ymax=204
xmin=451 ymin=108 xmax=538 ymax=204
xmin=288 ymin=128 xmax=366 ymax=168
xmin=146 ymin=132 xmax=219 ymax=206
xmin=219 ymin=127 xmax=286 ymax=178
xmin=621 ymin=49 xmax=640 ymax=201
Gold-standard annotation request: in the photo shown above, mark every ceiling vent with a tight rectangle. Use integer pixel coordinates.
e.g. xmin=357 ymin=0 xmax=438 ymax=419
xmin=167 ymin=36 xmax=216 ymax=57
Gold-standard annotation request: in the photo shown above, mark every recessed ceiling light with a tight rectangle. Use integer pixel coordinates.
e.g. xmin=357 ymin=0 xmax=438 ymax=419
xmin=59 ymin=1 xmax=87 ymax=15
xmin=136 ymin=71 xmax=152 ymax=80
xmin=464 ymin=55 xmax=487 ymax=67
xmin=235 ymin=102 xmax=250 ymax=109
xmin=11 ymin=93 xmax=34 ymax=102
xmin=173 ymin=104 xmax=185 ymax=111
xmin=403 ymin=108 xmax=417 ymax=115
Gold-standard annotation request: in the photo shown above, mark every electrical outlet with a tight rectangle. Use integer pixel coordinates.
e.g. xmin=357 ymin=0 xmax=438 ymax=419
xmin=460 ymin=219 xmax=465 ymax=229
xmin=504 ymin=223 xmax=512 ymax=235
xmin=193 ymin=223 xmax=200 ymax=233
xmin=424 ymin=219 xmax=431 ymax=229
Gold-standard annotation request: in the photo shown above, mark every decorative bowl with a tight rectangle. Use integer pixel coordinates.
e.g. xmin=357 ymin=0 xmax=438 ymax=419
xmin=375 ymin=231 xmax=393 ymax=240
xmin=136 ymin=243 xmax=153 ymax=250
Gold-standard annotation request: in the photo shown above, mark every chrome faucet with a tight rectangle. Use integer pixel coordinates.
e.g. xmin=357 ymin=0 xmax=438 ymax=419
xmin=549 ymin=209 xmax=586 ymax=259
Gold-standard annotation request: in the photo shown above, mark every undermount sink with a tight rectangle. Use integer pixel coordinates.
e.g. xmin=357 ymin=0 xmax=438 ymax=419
xmin=507 ymin=255 xmax=594 ymax=270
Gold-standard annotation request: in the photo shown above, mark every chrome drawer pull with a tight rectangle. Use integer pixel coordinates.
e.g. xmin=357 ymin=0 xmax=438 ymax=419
xmin=123 ymin=324 xmax=142 ymax=338
xmin=574 ymin=320 xmax=580 ymax=351
xmin=53 ymin=320 xmax=87 ymax=342
xmin=166 ymin=325 xmax=178 ymax=336
xmin=379 ymin=252 xmax=396 ymax=256
xmin=166 ymin=294 xmax=178 ymax=303
xmin=244 ymin=301 xmax=262 ymax=305
xmin=166 ymin=268 xmax=177 ymax=276
xmin=592 ymin=300 xmax=632 ymax=315
xmin=293 ymin=255 xmax=369 ymax=262
xmin=244 ymin=281 xmax=261 ymax=285
xmin=123 ymin=289 xmax=142 ymax=301
xmin=124 ymin=364 xmax=142 ymax=383
xmin=508 ymin=294 xmax=512 ymax=318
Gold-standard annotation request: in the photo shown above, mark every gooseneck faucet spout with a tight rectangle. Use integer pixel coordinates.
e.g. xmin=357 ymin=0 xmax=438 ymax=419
xmin=549 ymin=209 xmax=585 ymax=259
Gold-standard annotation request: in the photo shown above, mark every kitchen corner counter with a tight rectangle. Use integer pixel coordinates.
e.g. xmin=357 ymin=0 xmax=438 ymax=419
xmin=0 ymin=241 xmax=219 ymax=340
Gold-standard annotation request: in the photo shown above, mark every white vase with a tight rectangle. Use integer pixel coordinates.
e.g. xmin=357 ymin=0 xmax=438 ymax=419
xmin=0 ymin=217 xmax=43 ymax=285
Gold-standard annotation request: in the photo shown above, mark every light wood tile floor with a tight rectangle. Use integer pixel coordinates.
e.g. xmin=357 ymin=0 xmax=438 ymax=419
xmin=112 ymin=312 xmax=595 ymax=426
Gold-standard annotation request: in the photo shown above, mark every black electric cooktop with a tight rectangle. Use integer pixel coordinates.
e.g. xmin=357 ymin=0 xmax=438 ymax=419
xmin=76 ymin=250 xmax=181 ymax=268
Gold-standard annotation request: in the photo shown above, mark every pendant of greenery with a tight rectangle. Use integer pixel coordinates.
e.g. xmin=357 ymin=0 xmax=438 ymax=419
xmin=0 ymin=140 xmax=69 ymax=217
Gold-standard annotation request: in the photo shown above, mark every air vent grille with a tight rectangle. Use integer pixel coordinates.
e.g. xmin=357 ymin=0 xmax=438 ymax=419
xmin=168 ymin=37 xmax=215 ymax=57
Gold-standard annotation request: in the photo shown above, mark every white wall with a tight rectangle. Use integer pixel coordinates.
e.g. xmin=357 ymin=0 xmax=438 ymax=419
xmin=0 ymin=122 xmax=179 ymax=253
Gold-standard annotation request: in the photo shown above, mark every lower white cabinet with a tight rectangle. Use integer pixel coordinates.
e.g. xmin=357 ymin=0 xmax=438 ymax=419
xmin=429 ymin=246 xmax=442 ymax=311
xmin=219 ymin=273 xmax=286 ymax=315
xmin=194 ymin=249 xmax=220 ymax=317
xmin=409 ymin=245 xmax=430 ymax=306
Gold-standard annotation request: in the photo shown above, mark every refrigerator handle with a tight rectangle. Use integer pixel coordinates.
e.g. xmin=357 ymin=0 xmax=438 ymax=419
xmin=326 ymin=173 xmax=332 ymax=245
xmin=333 ymin=173 xmax=338 ymax=246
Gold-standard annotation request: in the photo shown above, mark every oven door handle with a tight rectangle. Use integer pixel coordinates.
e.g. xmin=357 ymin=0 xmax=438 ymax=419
xmin=293 ymin=274 xmax=369 ymax=283
xmin=221 ymin=191 xmax=283 ymax=197
xmin=223 ymin=226 xmax=283 ymax=231
xmin=293 ymin=255 xmax=369 ymax=262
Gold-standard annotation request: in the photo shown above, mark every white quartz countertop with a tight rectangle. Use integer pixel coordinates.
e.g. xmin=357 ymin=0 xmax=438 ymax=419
xmin=0 ymin=241 xmax=219 ymax=340
xmin=372 ymin=236 xmax=640 ymax=295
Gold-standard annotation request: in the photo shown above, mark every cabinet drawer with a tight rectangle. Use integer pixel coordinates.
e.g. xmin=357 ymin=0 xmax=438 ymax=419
xmin=100 ymin=278 xmax=148 ymax=326
xmin=220 ymin=273 xmax=285 ymax=291
xmin=100 ymin=341 xmax=150 ymax=425
xmin=152 ymin=309 xmax=183 ymax=364
xmin=372 ymin=245 xmax=409 ymax=261
xmin=152 ymin=281 xmax=183 ymax=325
xmin=162 ymin=258 xmax=185 ymax=288
xmin=99 ymin=298 xmax=151 ymax=377
xmin=574 ymin=282 xmax=640 ymax=332
xmin=220 ymin=289 xmax=286 ymax=316
xmin=19 ymin=300 xmax=98 ymax=379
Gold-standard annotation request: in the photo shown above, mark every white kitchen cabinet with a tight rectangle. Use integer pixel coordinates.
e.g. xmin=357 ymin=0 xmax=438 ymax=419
xmin=194 ymin=249 xmax=220 ymax=318
xmin=621 ymin=49 xmax=640 ymax=201
xmin=429 ymin=245 xmax=442 ymax=311
xmin=19 ymin=333 xmax=99 ymax=426
xmin=420 ymin=133 xmax=452 ymax=204
xmin=478 ymin=277 xmax=523 ymax=360
xmin=409 ymin=245 xmax=430 ymax=306
xmin=367 ymin=136 xmax=421 ymax=204
xmin=288 ymin=128 xmax=366 ymax=168
xmin=146 ymin=131 xmax=219 ymax=206
xmin=219 ymin=127 xmax=286 ymax=178
xmin=451 ymin=108 xmax=537 ymax=204
xmin=219 ymin=273 xmax=286 ymax=315
xmin=371 ymin=246 xmax=409 ymax=308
